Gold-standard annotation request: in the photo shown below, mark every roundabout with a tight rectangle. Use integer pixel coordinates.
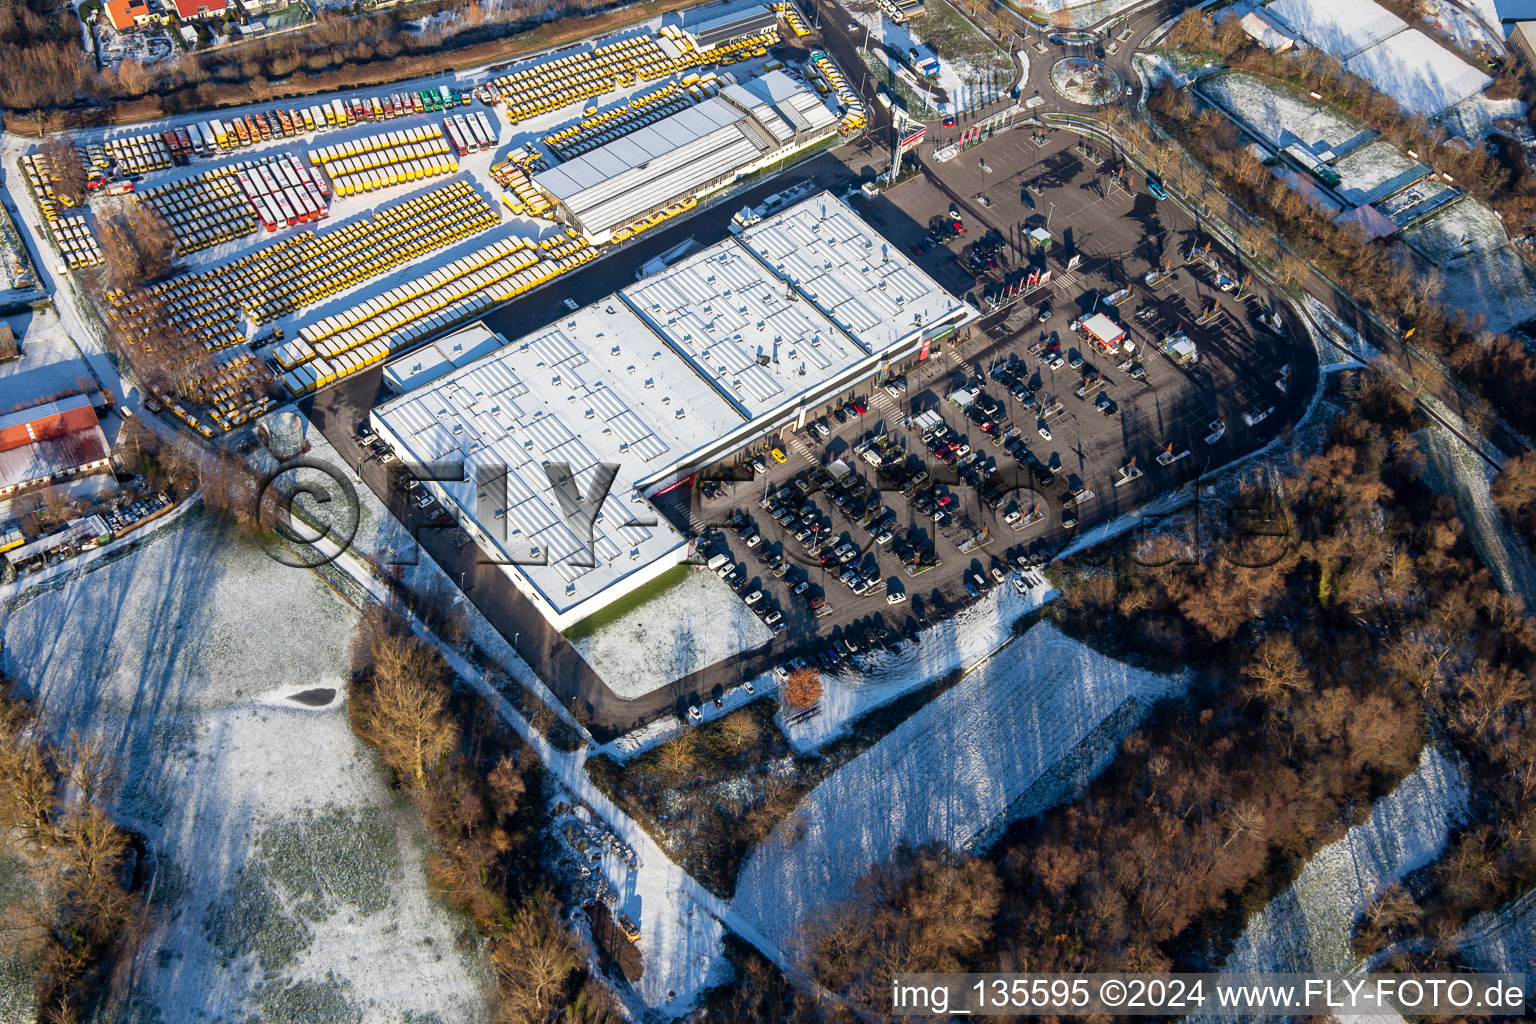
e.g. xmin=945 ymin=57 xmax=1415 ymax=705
xmin=1049 ymin=57 xmax=1122 ymax=106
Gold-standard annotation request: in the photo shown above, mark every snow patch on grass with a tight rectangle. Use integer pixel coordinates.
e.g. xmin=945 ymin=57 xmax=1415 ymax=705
xmin=0 ymin=513 xmax=492 ymax=1024
xmin=783 ymin=574 xmax=1057 ymax=752
xmin=1416 ymin=423 xmax=1536 ymax=608
xmin=1456 ymin=887 xmax=1536 ymax=974
xmin=731 ymin=620 xmax=1186 ymax=948
xmin=1400 ymin=198 xmax=1536 ymax=333
xmin=570 ymin=567 xmax=773 ymax=699
xmin=1198 ymin=744 xmax=1469 ymax=988
xmin=1199 ymin=70 xmax=1376 ymax=156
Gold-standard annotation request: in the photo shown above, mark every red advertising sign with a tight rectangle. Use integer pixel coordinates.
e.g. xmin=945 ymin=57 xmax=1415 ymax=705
xmin=919 ymin=337 xmax=932 ymax=361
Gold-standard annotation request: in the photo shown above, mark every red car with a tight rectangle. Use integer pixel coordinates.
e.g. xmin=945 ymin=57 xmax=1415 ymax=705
xmin=852 ymin=401 xmax=868 ymax=416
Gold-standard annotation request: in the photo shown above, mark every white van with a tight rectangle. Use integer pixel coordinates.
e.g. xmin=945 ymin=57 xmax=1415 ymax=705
xmin=706 ymin=553 xmax=730 ymax=572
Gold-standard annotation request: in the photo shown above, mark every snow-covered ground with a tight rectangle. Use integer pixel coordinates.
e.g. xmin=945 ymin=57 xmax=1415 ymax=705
xmin=1428 ymin=0 xmax=1506 ymax=55
xmin=1264 ymin=0 xmax=1406 ymax=59
xmin=1344 ymin=29 xmax=1493 ymax=117
xmin=1198 ymin=71 xmax=1376 ymax=157
xmin=1022 ymin=0 xmax=1147 ymax=28
xmin=1194 ymin=745 xmax=1469 ymax=995
xmin=0 ymin=205 xmax=42 ymax=308
xmin=0 ymin=308 xmax=96 ymax=410
xmin=783 ymin=573 xmax=1057 ymax=751
xmin=1402 ymin=194 xmax=1510 ymax=259
xmin=845 ymin=0 xmax=1012 ymax=114
xmin=1416 ymin=423 xmax=1536 ymax=608
xmin=1441 ymin=0 xmax=1506 ymax=46
xmin=1330 ymin=140 xmax=1429 ymax=207
xmin=1441 ymin=93 xmax=1528 ymax=141
xmin=731 ymin=620 xmax=1187 ymax=949
xmin=1401 ymin=197 xmax=1536 ymax=333
xmin=1456 ymin=887 xmax=1536 ymax=974
xmin=0 ymin=512 xmax=494 ymax=1024
xmin=570 ymin=567 xmax=773 ymax=698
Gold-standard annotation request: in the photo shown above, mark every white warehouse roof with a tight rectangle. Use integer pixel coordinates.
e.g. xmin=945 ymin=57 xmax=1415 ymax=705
xmin=738 ymin=192 xmax=977 ymax=353
xmin=1264 ymin=0 xmax=1406 ymax=57
xmin=534 ymin=97 xmax=768 ymax=239
xmin=622 ymin=241 xmax=871 ymax=419
xmin=372 ymin=306 xmax=745 ymax=616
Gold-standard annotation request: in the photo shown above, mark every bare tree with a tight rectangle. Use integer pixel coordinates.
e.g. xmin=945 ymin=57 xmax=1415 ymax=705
xmin=40 ymin=135 xmax=86 ymax=207
xmin=490 ymin=891 xmax=580 ymax=1024
xmin=354 ymin=628 xmax=458 ymax=787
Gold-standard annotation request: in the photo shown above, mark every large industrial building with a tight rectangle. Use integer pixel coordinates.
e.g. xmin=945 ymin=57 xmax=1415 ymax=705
xmin=532 ymin=70 xmax=839 ymax=244
xmin=370 ymin=192 xmax=975 ymax=629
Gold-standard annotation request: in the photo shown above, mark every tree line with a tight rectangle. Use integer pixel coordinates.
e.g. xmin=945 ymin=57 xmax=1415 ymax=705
xmin=0 ymin=671 xmax=143 ymax=1023
xmin=349 ymin=605 xmax=620 ymax=1023
xmin=2 ymin=0 xmax=689 ymax=117
xmin=1140 ymin=65 xmax=1536 ymax=447
xmin=697 ymin=370 xmax=1536 ymax=1018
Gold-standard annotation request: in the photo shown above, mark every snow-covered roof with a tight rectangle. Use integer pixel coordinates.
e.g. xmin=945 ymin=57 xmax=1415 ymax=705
xmin=736 ymin=192 xmax=977 ymax=355
xmin=534 ymin=98 xmax=766 ymax=238
xmin=683 ymin=3 xmax=777 ymax=47
xmin=372 ymin=306 xmax=748 ymax=615
xmin=622 ymin=241 xmax=871 ymax=420
xmin=719 ymin=70 xmax=838 ymax=142
xmin=1265 ymin=0 xmax=1406 ymax=58
xmin=1238 ymin=11 xmax=1295 ymax=50
xmin=383 ymin=323 xmax=506 ymax=392
xmin=1344 ymin=30 xmax=1494 ymax=116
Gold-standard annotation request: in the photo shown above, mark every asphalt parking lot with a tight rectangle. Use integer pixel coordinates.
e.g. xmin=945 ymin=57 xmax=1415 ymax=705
xmin=664 ymin=126 xmax=1314 ymax=670
xmin=304 ymin=124 xmax=1313 ymax=713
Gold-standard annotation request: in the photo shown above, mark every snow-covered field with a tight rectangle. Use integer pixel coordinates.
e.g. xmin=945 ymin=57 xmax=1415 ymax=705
xmin=1416 ymin=423 xmax=1536 ymax=609
xmin=0 ymin=205 xmax=42 ymax=308
xmin=1401 ymin=197 xmax=1536 ymax=333
xmin=0 ymin=512 xmax=493 ymax=1024
xmin=570 ymin=567 xmax=773 ymax=698
xmin=1456 ymin=887 xmax=1536 ymax=974
xmin=1441 ymin=93 xmax=1528 ymax=141
xmin=0 ymin=309 xmax=96 ymax=411
xmin=1330 ymin=140 xmax=1428 ymax=207
xmin=1199 ymin=71 xmax=1375 ymax=157
xmin=783 ymin=573 xmax=1057 ymax=751
xmin=1264 ymin=0 xmax=1406 ymax=59
xmin=1400 ymin=193 xmax=1512 ymax=259
xmin=1344 ymin=29 xmax=1493 ymax=117
xmin=1195 ymin=745 xmax=1468 ymax=991
xmin=731 ymin=620 xmax=1186 ymax=948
